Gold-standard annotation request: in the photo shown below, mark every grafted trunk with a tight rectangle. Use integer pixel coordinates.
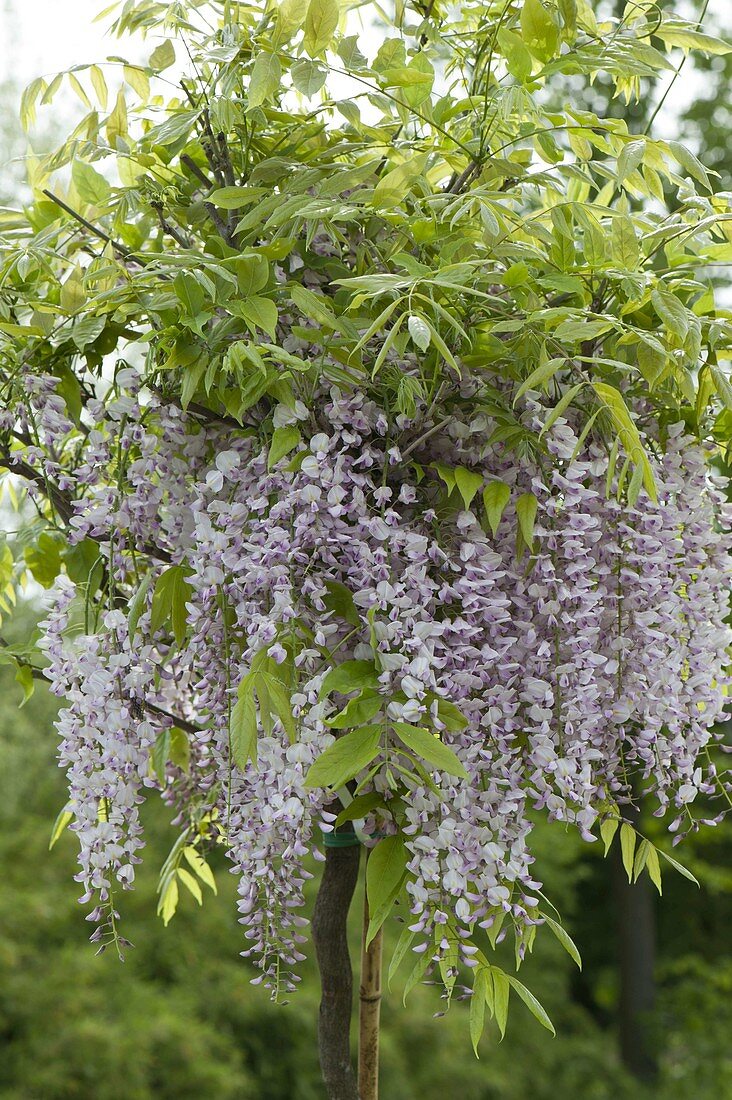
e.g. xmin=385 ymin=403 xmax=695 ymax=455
xmin=311 ymin=835 xmax=361 ymax=1100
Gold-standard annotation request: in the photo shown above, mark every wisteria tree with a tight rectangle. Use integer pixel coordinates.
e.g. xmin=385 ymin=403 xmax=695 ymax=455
xmin=1 ymin=1 xmax=731 ymax=1096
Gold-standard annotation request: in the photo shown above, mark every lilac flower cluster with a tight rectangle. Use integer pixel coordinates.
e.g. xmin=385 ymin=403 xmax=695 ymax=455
xmin=28 ymin=367 xmax=730 ymax=991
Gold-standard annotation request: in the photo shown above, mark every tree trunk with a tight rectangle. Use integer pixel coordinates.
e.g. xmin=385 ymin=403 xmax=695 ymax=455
xmin=358 ymin=868 xmax=383 ymax=1100
xmin=614 ymin=810 xmax=657 ymax=1082
xmin=311 ymin=833 xmax=361 ymax=1100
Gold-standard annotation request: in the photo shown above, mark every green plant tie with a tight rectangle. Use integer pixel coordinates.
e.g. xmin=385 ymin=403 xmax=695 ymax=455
xmin=323 ymin=830 xmax=361 ymax=848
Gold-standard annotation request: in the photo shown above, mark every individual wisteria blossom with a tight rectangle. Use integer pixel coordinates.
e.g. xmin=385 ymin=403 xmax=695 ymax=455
xmin=21 ymin=362 xmax=729 ymax=994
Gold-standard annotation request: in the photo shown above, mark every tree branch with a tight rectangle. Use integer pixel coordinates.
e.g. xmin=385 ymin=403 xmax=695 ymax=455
xmin=0 ymin=641 xmax=202 ymax=736
xmin=311 ymin=828 xmax=361 ymax=1100
xmin=181 ymin=153 xmax=214 ymax=190
xmin=3 ymin=450 xmax=172 ymax=565
xmin=42 ymin=190 xmax=146 ymax=266
xmin=150 ymin=200 xmax=193 ymax=249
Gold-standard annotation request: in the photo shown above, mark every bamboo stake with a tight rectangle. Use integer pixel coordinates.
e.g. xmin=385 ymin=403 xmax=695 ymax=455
xmin=358 ymin=869 xmax=383 ymax=1100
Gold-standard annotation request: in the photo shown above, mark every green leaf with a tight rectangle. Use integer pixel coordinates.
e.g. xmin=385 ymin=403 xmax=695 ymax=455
xmin=454 ymin=467 xmax=484 ymax=510
xmin=149 ymin=40 xmax=175 ymax=72
xmin=470 ymin=967 xmax=489 ymax=1056
xmin=124 ymin=64 xmax=150 ymax=100
xmin=291 ymin=58 xmax=327 ymax=97
xmin=492 ymin=968 xmax=510 ymax=1039
xmin=230 ymin=687 xmax=258 ymax=770
xmin=407 ymin=314 xmax=431 ymax=352
xmin=506 ymin=975 xmax=555 ymax=1035
xmin=553 ymin=320 xmax=613 ymax=343
xmin=371 ymin=155 xmax=427 ymax=209
xmin=388 ymin=924 xmax=416 ymax=990
xmin=633 ymin=837 xmax=651 ymax=882
xmin=600 ymin=815 xmax=619 ymax=856
xmin=303 ymin=0 xmax=340 ymax=56
xmin=483 ymin=480 xmax=511 ymax=536
xmin=90 ymin=65 xmax=108 ymax=109
xmin=169 ymin=727 xmax=190 ymax=773
xmin=655 ymin=24 xmax=731 ymax=55
xmin=72 ymin=160 xmax=111 ymax=205
xmin=393 ymin=723 xmax=468 ymax=779
xmin=177 ymin=866 xmax=203 ymax=905
xmin=24 ymin=533 xmax=63 ymax=589
xmin=150 ymin=565 xmax=192 ymax=647
xmin=520 ymin=0 xmax=559 ymax=62
xmin=651 ymin=288 xmax=689 ymax=340
xmin=322 ymin=579 xmax=360 ymax=627
xmin=259 ymin=668 xmax=297 ymax=743
xmin=231 ymin=296 xmax=279 ymax=339
xmin=14 ymin=664 xmax=34 ymax=707
xmin=514 ymin=357 xmax=563 ymax=402
xmin=289 ymin=284 xmax=337 ymax=328
xmin=710 ymin=366 xmax=732 ymax=412
xmin=515 ymin=492 xmax=538 ymax=553
xmin=304 ymin=725 xmax=381 ymax=789
xmin=106 ymin=89 xmax=128 ymax=146
xmin=611 ymin=214 xmax=640 ymax=270
xmin=320 ymin=659 xmax=380 ymax=698
xmin=541 ymin=914 xmax=582 ymax=969
xmin=249 ymin=51 xmax=282 ymax=107
xmin=402 ymin=943 xmax=431 ymax=1004
xmin=183 ymin=846 xmax=217 ymax=894
xmin=209 ymin=187 xmax=268 ymax=210
xmin=327 ymin=690 xmax=382 ymax=729
xmin=49 ymin=803 xmax=74 ymax=850
xmin=645 ymin=845 xmax=663 ymax=895
xmin=667 ymin=140 xmax=711 ymax=190
xmin=658 ymin=847 xmax=700 ymax=887
xmin=334 ymin=791 xmax=384 ymax=827
xmin=592 ymin=382 xmax=657 ymax=502
xmin=366 ymin=835 xmax=407 ymax=944
xmin=620 ymin=822 xmax=636 ymax=882
xmin=498 ymin=28 xmax=533 ymax=81
xmin=174 ymin=272 xmax=207 ymax=321
xmin=434 ymin=463 xmax=456 ymax=495
xmin=158 ymin=876 xmax=179 ymax=926
xmin=617 ymin=140 xmax=645 ymax=185
xmin=128 ymin=572 xmax=153 ymax=640
xmin=539 ymin=383 xmax=584 ymax=439
xmin=151 ymin=728 xmax=171 ymax=784
xmin=268 ymin=425 xmax=301 ymax=470
xmin=434 ymin=697 xmax=469 ymax=732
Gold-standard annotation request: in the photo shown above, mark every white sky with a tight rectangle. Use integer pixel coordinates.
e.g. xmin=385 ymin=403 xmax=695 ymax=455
xmin=2 ymin=0 xmax=124 ymax=82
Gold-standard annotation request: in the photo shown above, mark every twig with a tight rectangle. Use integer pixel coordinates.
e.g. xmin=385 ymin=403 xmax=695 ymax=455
xmin=3 ymin=451 xmax=172 ymax=564
xmin=150 ymin=200 xmax=192 ymax=249
xmin=447 ymin=159 xmax=483 ymax=195
xmin=400 ymin=415 xmax=454 ymax=460
xmin=2 ymin=645 xmax=203 ymax=736
xmin=181 ymin=153 xmax=214 ymax=190
xmin=42 ymin=190 xmax=146 ymax=265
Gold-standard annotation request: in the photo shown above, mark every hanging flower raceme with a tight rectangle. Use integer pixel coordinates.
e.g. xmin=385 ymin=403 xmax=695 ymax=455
xmin=29 ymin=372 xmax=730 ymax=995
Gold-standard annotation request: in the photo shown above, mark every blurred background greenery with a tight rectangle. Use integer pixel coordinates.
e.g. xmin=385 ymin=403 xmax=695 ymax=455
xmin=1 ymin=1 xmax=731 ymax=1096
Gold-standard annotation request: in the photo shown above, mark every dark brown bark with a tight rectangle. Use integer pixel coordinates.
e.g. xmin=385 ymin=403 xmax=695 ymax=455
xmin=311 ymin=835 xmax=361 ymax=1100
